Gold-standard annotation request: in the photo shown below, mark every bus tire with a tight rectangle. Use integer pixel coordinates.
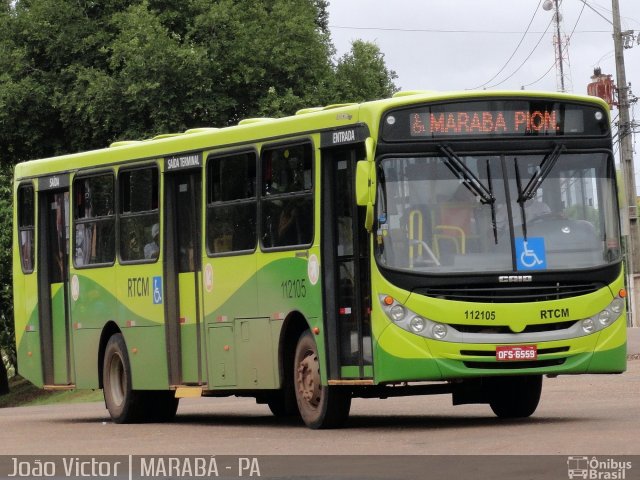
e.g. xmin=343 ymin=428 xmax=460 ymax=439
xmin=266 ymin=388 xmax=298 ymax=418
xmin=145 ymin=391 xmax=180 ymax=422
xmin=293 ymin=331 xmax=351 ymax=429
xmin=487 ymin=375 xmax=542 ymax=419
xmin=103 ymin=333 xmax=145 ymax=423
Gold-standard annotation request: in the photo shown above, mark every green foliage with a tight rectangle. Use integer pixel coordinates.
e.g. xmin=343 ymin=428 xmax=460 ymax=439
xmin=332 ymin=40 xmax=399 ymax=103
xmin=0 ymin=163 xmax=15 ymax=378
xmin=1 ymin=1 xmax=397 ymax=154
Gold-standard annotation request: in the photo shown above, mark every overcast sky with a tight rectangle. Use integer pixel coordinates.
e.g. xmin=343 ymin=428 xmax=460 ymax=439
xmin=327 ymin=0 xmax=639 ymax=182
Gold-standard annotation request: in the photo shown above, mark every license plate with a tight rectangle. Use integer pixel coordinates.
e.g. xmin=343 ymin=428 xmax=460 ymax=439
xmin=496 ymin=345 xmax=538 ymax=361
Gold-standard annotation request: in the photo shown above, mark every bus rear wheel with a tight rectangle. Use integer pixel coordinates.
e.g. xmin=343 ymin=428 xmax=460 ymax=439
xmin=103 ymin=333 xmax=145 ymax=423
xmin=144 ymin=391 xmax=180 ymax=422
xmin=487 ymin=375 xmax=542 ymax=419
xmin=103 ymin=334 xmax=179 ymax=423
xmin=293 ymin=331 xmax=351 ymax=429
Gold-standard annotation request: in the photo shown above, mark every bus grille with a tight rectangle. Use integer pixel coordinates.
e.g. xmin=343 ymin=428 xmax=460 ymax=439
xmin=463 ymin=358 xmax=566 ymax=369
xmin=451 ymin=321 xmax=577 ymax=334
xmin=460 ymin=347 xmax=570 ymax=356
xmin=416 ymin=282 xmax=602 ymax=303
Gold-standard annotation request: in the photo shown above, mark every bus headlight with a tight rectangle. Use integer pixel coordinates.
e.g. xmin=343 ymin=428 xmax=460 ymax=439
xmin=610 ymin=298 xmax=624 ymax=315
xmin=580 ymin=294 xmax=625 ymax=335
xmin=598 ymin=310 xmax=612 ymax=327
xmin=389 ymin=305 xmax=406 ymax=322
xmin=410 ymin=316 xmax=426 ymax=333
xmin=582 ymin=319 xmax=595 ymax=333
xmin=379 ymin=294 xmax=451 ymax=341
xmin=432 ymin=323 xmax=448 ymax=339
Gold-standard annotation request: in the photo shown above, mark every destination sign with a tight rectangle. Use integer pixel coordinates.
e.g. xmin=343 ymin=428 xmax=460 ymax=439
xmin=382 ymin=100 xmax=609 ymax=140
xmin=320 ymin=125 xmax=369 ymax=148
xmin=410 ymin=109 xmax=561 ymax=136
xmin=38 ymin=174 xmax=70 ymax=191
xmin=165 ymin=152 xmax=202 ymax=171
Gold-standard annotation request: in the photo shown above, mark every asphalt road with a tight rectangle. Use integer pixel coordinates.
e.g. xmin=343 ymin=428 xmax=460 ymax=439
xmin=1 ymin=360 xmax=638 ymax=456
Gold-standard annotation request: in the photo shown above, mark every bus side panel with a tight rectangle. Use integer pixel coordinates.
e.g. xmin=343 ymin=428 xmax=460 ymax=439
xmin=121 ymin=326 xmax=169 ymax=389
xmin=116 ymin=264 xmax=169 ymax=390
xmin=234 ymin=317 xmax=277 ymax=389
xmin=203 ymin=254 xmax=258 ymax=388
xmin=14 ymin=276 xmax=44 ymax=387
xmin=256 ymin=252 xmax=324 ymax=380
xmin=69 ymin=270 xmax=116 ymax=389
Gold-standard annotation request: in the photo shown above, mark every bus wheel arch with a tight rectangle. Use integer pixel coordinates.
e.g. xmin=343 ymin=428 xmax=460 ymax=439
xmin=267 ymin=311 xmax=308 ymax=418
xmin=98 ymin=321 xmax=121 ymax=390
xmin=100 ymin=328 xmax=178 ymax=423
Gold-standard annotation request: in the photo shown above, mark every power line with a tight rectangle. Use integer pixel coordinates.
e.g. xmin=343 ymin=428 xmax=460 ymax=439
xmin=577 ymin=0 xmax=613 ymax=25
xmin=328 ymin=25 xmax=609 ymax=35
xmin=470 ymin=0 xmax=542 ymax=90
xmin=521 ymin=61 xmax=556 ymax=89
xmin=481 ymin=17 xmax=553 ymax=89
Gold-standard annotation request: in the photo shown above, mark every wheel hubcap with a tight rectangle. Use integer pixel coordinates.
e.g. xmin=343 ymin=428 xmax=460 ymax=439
xmin=296 ymin=352 xmax=321 ymax=407
xmin=108 ymin=354 xmax=125 ymax=407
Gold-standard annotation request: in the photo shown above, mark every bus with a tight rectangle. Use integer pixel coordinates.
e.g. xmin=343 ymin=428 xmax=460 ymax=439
xmin=12 ymin=90 xmax=627 ymax=429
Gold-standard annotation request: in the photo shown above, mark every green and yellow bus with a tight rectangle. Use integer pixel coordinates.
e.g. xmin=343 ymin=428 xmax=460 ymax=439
xmin=13 ymin=90 xmax=627 ymax=428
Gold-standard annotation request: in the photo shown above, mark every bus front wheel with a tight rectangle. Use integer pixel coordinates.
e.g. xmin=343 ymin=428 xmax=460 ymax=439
xmin=487 ymin=375 xmax=543 ymax=419
xmin=293 ymin=331 xmax=351 ymax=429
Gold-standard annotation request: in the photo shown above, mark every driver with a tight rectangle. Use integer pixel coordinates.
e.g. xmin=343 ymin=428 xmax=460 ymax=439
xmin=495 ymin=198 xmax=550 ymax=232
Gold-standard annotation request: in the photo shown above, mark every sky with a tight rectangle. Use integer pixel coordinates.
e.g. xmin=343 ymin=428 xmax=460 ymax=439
xmin=327 ymin=0 xmax=640 ymax=186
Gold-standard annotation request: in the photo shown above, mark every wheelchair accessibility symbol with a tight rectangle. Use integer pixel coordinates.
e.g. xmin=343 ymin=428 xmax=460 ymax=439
xmin=153 ymin=276 xmax=163 ymax=304
xmin=515 ymin=237 xmax=547 ymax=271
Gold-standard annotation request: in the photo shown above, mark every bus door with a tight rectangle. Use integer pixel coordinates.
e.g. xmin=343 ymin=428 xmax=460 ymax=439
xmin=321 ymin=143 xmax=373 ymax=380
xmin=37 ymin=175 xmax=73 ymax=386
xmin=164 ymin=160 xmax=204 ymax=386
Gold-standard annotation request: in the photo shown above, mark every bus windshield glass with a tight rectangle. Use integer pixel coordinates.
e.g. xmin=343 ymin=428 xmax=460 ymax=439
xmin=375 ymin=151 xmax=621 ymax=273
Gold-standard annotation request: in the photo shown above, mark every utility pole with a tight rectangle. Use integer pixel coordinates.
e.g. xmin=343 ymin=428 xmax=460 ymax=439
xmin=612 ymin=0 xmax=639 ymax=325
xmin=554 ymin=0 xmax=566 ymax=92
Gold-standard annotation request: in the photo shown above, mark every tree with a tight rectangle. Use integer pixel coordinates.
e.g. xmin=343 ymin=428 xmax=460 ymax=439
xmin=0 ymin=163 xmax=14 ymax=395
xmin=332 ymin=40 xmax=399 ymax=103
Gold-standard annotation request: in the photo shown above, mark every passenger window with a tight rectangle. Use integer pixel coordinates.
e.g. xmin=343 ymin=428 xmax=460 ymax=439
xmin=73 ymin=173 xmax=115 ymax=267
xmin=261 ymin=143 xmax=314 ymax=249
xmin=119 ymin=167 xmax=160 ymax=262
xmin=17 ymin=184 xmax=35 ymax=273
xmin=206 ymin=151 xmax=257 ymax=254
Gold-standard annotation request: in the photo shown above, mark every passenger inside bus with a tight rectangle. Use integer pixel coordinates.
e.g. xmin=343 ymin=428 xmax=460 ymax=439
xmin=144 ymin=223 xmax=160 ymax=260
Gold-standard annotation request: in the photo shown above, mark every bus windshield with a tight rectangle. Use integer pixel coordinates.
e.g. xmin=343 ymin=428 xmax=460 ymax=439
xmin=375 ymin=151 xmax=621 ymax=273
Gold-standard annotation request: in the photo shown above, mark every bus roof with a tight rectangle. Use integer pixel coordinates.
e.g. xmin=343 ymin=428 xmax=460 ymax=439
xmin=14 ymin=89 xmax=610 ymax=181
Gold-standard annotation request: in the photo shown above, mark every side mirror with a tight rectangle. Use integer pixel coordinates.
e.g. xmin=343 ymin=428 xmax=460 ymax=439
xmin=355 ymin=161 xmax=370 ymax=207
xmin=355 ymin=137 xmax=377 ymax=231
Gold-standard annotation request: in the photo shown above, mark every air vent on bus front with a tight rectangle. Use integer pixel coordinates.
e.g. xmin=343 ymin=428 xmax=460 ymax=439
xmin=415 ymin=282 xmax=603 ymax=303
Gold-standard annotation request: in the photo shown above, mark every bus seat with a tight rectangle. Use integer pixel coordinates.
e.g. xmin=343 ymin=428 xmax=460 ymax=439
xmin=433 ymin=202 xmax=472 ymax=257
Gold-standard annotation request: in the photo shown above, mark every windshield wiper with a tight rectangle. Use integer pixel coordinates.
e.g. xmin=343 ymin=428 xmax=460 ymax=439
xmin=438 ymin=145 xmax=495 ymax=205
xmin=515 ymin=144 xmax=565 ymax=239
xmin=485 ymin=159 xmax=498 ymax=244
xmin=518 ymin=144 xmax=565 ymax=202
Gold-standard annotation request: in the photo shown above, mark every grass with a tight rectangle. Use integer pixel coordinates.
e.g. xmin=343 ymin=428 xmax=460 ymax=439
xmin=0 ymin=376 xmax=103 ymax=408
